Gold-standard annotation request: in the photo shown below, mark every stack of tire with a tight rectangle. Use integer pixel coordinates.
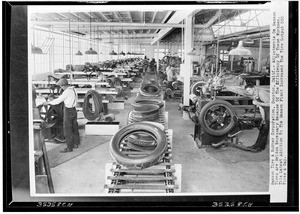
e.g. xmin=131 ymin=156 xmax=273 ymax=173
xmin=131 ymin=81 xmax=164 ymax=123
xmin=109 ymin=79 xmax=168 ymax=169
xmin=109 ymin=122 xmax=168 ymax=169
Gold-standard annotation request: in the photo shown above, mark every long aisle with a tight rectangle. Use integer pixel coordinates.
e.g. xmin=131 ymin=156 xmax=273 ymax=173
xmin=49 ymin=85 xmax=269 ymax=194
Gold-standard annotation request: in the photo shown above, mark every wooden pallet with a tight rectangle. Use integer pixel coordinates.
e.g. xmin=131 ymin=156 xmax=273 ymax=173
xmin=104 ymin=129 xmax=182 ymax=193
xmin=128 ymin=110 xmax=168 ymax=129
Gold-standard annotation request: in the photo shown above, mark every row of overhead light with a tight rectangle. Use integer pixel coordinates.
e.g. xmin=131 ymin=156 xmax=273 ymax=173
xmin=33 ymin=10 xmax=145 ymax=56
xmin=76 ymin=49 xmax=145 ymax=56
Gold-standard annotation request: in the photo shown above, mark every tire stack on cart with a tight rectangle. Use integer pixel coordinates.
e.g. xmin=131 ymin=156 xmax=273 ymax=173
xmin=105 ymin=76 xmax=181 ymax=194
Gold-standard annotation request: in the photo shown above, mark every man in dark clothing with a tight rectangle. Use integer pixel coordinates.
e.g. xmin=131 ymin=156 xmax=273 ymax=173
xmin=43 ymin=78 xmax=80 ymax=153
xmin=47 ymin=94 xmax=65 ymax=142
xmin=245 ymin=83 xmax=270 ymax=152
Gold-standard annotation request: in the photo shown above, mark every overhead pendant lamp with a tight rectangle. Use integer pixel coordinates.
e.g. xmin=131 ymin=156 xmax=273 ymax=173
xmin=110 ymin=50 xmax=118 ymax=55
xmin=109 ymin=27 xmax=117 ymax=55
xmin=75 ymin=50 xmax=83 ymax=55
xmin=97 ymin=26 xmax=103 ymax=54
xmin=119 ymin=28 xmax=126 ymax=55
xmin=187 ymin=47 xmax=196 ymax=56
xmin=228 ymin=40 xmax=252 ymax=56
xmin=75 ymin=12 xmax=83 ymax=56
xmin=244 ymin=35 xmax=254 ymax=44
xmin=126 ymin=36 xmax=131 ymax=55
xmin=85 ymin=11 xmax=98 ymax=55
xmin=32 ymin=45 xmax=43 ymax=54
xmin=209 ymin=43 xmax=215 ymax=50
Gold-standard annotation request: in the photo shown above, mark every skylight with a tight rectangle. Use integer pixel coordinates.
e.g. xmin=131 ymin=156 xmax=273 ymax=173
xmin=212 ymin=10 xmax=271 ymax=37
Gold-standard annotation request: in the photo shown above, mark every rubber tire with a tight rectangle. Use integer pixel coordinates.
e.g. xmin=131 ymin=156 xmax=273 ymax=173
xmin=199 ymin=99 xmax=237 ymax=136
xmin=127 ymin=131 xmax=157 ymax=147
xmin=132 ymin=104 xmax=160 ymax=122
xmin=126 ymin=141 xmax=156 ymax=151
xmin=109 ymin=122 xmax=167 ymax=169
xmin=131 ymin=99 xmax=164 ymax=109
xmin=140 ymin=84 xmax=162 ymax=97
xmin=83 ymin=90 xmax=103 ymax=120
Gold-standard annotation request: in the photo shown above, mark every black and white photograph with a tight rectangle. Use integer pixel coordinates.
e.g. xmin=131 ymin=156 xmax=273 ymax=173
xmin=3 ymin=0 xmax=298 ymax=212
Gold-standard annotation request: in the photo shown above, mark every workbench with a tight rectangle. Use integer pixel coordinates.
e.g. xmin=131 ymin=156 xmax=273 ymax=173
xmin=32 ymin=80 xmax=109 ymax=89
xmin=223 ymin=85 xmax=270 ymax=98
xmin=58 ymin=71 xmax=98 ymax=76
xmin=35 ymin=87 xmax=117 ymax=95
xmin=102 ymin=72 xmax=127 ymax=76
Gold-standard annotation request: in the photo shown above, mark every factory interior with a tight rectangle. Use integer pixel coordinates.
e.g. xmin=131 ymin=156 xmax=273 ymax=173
xmin=30 ymin=4 xmax=272 ymax=195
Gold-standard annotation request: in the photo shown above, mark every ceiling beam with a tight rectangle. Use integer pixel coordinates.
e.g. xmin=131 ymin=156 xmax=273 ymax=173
xmin=56 ymin=12 xmax=68 ymax=19
xmin=148 ymin=11 xmax=157 ymax=33
xmin=99 ymin=12 xmax=110 ymax=22
xmin=204 ymin=10 xmax=222 ymax=27
xmin=128 ymin=11 xmax=133 ymax=22
xmin=155 ymin=11 xmax=172 ymax=33
xmin=33 ymin=20 xmax=204 ymax=28
xmin=151 ymin=10 xmax=197 ymax=45
xmin=151 ymin=11 xmax=158 ymax=23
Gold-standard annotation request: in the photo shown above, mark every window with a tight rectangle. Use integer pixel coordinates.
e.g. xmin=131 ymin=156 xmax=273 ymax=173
xmin=154 ymin=49 xmax=169 ymax=59
xmin=219 ymin=50 xmax=229 ymax=61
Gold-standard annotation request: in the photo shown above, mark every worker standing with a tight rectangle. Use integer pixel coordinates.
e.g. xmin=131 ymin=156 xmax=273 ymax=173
xmin=43 ymin=78 xmax=80 ymax=153
xmin=245 ymin=83 xmax=270 ymax=152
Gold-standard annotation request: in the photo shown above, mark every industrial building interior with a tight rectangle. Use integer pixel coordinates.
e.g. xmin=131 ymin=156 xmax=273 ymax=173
xmin=30 ymin=4 xmax=271 ymax=195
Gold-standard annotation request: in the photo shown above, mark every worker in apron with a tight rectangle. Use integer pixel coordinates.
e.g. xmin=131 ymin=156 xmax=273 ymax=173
xmin=43 ymin=78 xmax=80 ymax=153
xmin=245 ymin=83 xmax=270 ymax=152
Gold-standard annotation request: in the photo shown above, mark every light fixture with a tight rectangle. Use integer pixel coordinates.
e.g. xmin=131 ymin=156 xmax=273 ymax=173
xmin=75 ymin=50 xmax=83 ymax=55
xmin=119 ymin=27 xmax=126 ymax=55
xmin=85 ymin=11 xmax=98 ymax=55
xmin=97 ymin=26 xmax=103 ymax=55
xmin=208 ymin=44 xmax=215 ymax=50
xmin=109 ymin=50 xmax=118 ymax=55
xmin=228 ymin=40 xmax=252 ymax=56
xmin=108 ymin=26 xmax=117 ymax=55
xmin=187 ymin=47 xmax=196 ymax=56
xmin=75 ymin=12 xmax=83 ymax=56
xmin=244 ymin=35 xmax=254 ymax=44
xmin=227 ymin=41 xmax=235 ymax=52
xmin=31 ymin=44 xmax=43 ymax=54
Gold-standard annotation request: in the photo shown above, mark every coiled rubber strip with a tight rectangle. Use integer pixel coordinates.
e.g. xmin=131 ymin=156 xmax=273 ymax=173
xmin=82 ymin=90 xmax=103 ymax=120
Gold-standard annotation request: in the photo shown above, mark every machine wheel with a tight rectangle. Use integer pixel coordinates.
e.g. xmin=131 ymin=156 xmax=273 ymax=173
xmin=190 ymin=81 xmax=206 ymax=96
xmin=109 ymin=122 xmax=167 ymax=169
xmin=199 ymin=99 xmax=237 ymax=136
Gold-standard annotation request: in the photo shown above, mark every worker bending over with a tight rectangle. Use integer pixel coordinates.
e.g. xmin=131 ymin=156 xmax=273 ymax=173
xmin=245 ymin=83 xmax=270 ymax=152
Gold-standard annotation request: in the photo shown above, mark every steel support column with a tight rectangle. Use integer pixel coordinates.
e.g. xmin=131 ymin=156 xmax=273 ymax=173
xmin=258 ymin=38 xmax=262 ymax=72
xmin=156 ymin=41 xmax=160 ymax=75
xmin=183 ymin=14 xmax=193 ymax=107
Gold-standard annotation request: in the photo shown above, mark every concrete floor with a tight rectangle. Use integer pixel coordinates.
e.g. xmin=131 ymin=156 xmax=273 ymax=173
xmin=47 ymin=87 xmax=269 ymax=195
